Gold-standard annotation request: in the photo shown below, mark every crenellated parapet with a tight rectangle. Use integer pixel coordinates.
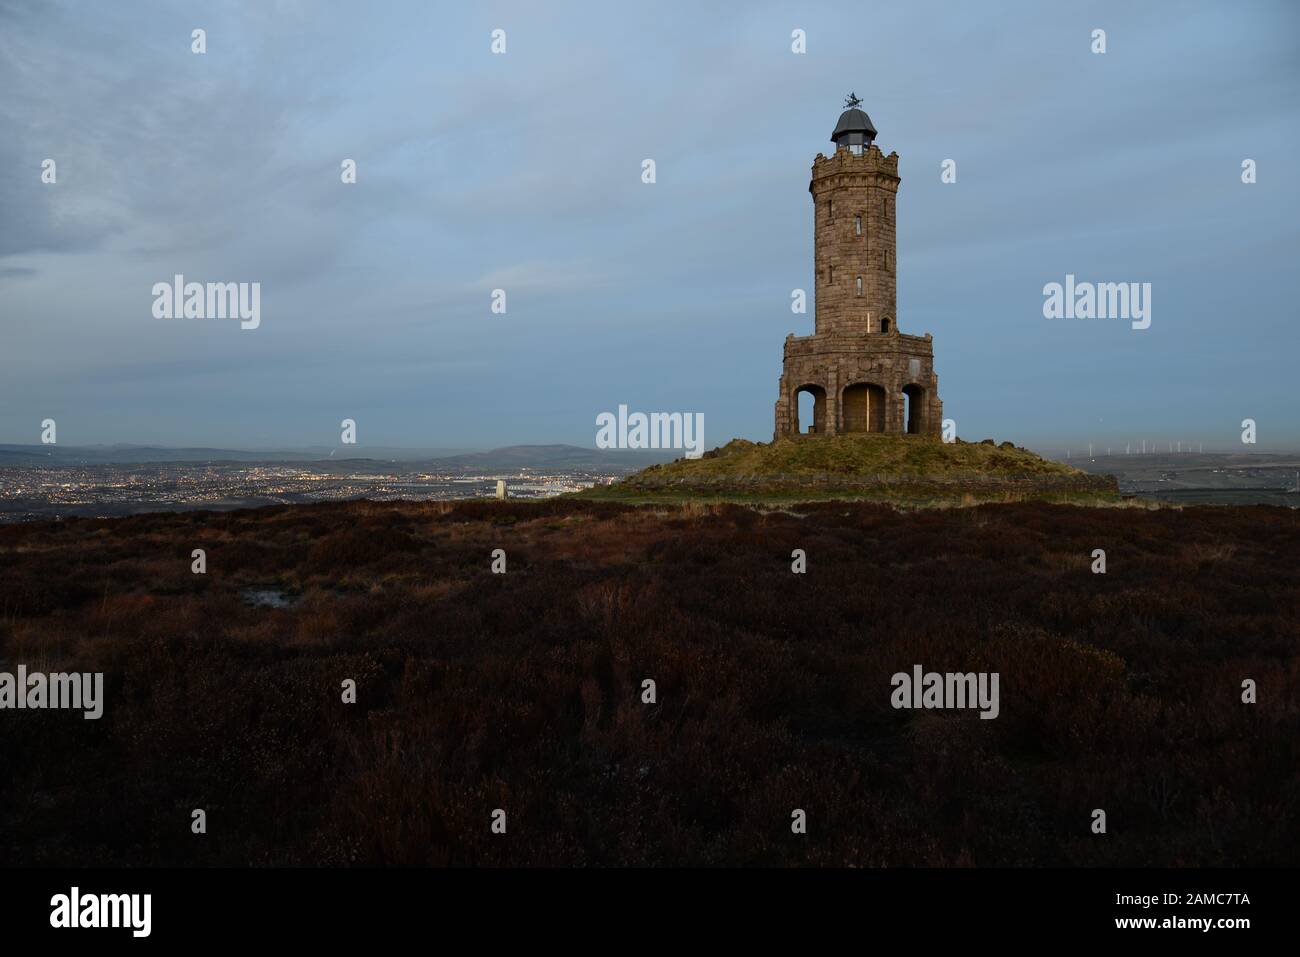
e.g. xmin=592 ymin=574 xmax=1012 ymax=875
xmin=810 ymin=145 xmax=901 ymax=192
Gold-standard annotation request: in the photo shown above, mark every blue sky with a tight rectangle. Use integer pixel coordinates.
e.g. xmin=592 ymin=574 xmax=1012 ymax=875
xmin=1 ymin=0 xmax=1297 ymax=452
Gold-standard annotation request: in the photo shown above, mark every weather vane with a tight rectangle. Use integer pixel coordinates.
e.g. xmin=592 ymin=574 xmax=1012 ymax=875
xmin=844 ymin=91 xmax=862 ymax=109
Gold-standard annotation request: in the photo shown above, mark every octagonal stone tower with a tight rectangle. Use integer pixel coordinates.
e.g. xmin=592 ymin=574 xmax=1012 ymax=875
xmin=774 ymin=100 xmax=943 ymax=438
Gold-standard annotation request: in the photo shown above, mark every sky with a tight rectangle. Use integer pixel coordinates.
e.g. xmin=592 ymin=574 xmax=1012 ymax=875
xmin=1 ymin=0 xmax=1298 ymax=453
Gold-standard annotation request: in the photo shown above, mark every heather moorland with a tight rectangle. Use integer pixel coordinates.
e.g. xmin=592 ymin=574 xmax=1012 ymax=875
xmin=0 ymin=498 xmax=1296 ymax=866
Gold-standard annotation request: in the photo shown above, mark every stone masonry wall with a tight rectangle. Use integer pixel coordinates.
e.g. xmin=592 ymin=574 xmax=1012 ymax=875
xmin=811 ymin=146 xmax=900 ymax=337
xmin=774 ymin=332 xmax=943 ymax=438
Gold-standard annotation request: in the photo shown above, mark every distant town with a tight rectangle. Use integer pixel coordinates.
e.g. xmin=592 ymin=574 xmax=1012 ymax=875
xmin=0 ymin=444 xmax=676 ymax=522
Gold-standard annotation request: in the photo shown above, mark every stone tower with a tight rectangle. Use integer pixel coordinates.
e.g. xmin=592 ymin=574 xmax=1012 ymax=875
xmin=774 ymin=99 xmax=943 ymax=438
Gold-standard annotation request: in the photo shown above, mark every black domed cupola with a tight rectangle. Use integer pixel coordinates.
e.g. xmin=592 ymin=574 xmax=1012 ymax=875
xmin=831 ymin=92 xmax=876 ymax=154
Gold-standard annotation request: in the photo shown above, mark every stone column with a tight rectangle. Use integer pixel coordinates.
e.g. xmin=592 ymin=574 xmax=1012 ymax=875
xmin=774 ymin=387 xmax=792 ymax=439
xmin=826 ymin=370 xmax=840 ymax=435
xmin=929 ymin=390 xmax=944 ymax=437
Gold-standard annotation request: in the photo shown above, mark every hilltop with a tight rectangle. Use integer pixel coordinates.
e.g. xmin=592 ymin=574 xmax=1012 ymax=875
xmin=576 ymin=433 xmax=1120 ymax=505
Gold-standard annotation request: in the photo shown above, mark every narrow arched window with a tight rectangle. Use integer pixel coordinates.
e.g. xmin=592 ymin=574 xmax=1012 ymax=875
xmin=828 ymin=265 xmax=834 ymax=284
xmin=855 ymin=276 xmax=863 ymax=297
xmin=854 ymin=215 xmax=861 ymax=236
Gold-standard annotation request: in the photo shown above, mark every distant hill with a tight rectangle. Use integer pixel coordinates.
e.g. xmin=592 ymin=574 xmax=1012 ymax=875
xmin=0 ymin=442 xmax=675 ymax=471
xmin=0 ymin=444 xmax=337 ymax=465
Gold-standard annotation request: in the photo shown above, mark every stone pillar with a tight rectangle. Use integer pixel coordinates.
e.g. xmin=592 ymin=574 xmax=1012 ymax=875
xmin=826 ymin=370 xmax=840 ymax=435
xmin=774 ymin=387 xmax=792 ymax=439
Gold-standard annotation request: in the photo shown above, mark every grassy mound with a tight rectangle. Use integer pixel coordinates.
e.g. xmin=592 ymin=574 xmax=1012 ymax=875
xmin=578 ymin=434 xmax=1119 ymax=505
xmin=645 ymin=434 xmax=1078 ymax=478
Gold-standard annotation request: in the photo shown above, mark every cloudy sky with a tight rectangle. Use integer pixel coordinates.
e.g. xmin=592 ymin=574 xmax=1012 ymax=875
xmin=1 ymin=0 xmax=1297 ymax=452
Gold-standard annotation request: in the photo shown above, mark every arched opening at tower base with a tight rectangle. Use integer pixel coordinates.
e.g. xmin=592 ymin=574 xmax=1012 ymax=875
xmin=903 ymin=384 xmax=925 ymax=434
xmin=794 ymin=385 xmax=827 ymax=434
xmin=841 ymin=383 xmax=886 ymax=433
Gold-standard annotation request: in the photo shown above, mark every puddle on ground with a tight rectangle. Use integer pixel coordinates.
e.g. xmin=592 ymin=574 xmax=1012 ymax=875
xmin=240 ymin=587 xmax=298 ymax=609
